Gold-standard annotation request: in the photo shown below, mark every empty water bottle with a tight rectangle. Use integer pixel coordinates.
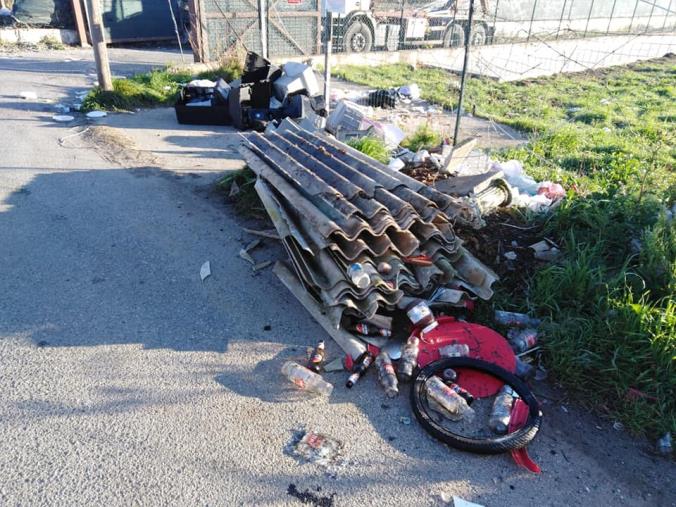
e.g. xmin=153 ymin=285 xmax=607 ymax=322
xmin=489 ymin=385 xmax=514 ymax=434
xmin=375 ymin=352 xmax=399 ymax=398
xmin=495 ymin=310 xmax=541 ymax=328
xmin=347 ymin=263 xmax=371 ymax=289
xmin=281 ymin=361 xmax=334 ymax=396
xmin=397 ymin=336 xmax=420 ymax=382
xmin=425 ymin=376 xmax=475 ymax=422
xmin=439 ymin=343 xmax=470 ymax=358
xmin=507 ymin=328 xmax=539 ymax=353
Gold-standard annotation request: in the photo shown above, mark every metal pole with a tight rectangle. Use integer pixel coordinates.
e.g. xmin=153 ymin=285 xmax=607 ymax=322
xmin=490 ymin=0 xmax=500 ymax=44
xmin=662 ymin=0 xmax=674 ymax=30
xmin=645 ymin=0 xmax=657 ymax=32
xmin=556 ymin=0 xmax=568 ymax=40
xmin=453 ymin=0 xmax=474 ymax=146
xmin=629 ymin=0 xmax=639 ymax=32
xmin=526 ymin=0 xmax=537 ymax=43
xmin=606 ymin=0 xmax=617 ymax=34
xmin=323 ymin=12 xmax=333 ymax=117
xmin=84 ymin=0 xmax=113 ymax=91
xmin=258 ymin=0 xmax=267 ymax=58
xmin=583 ymin=0 xmax=595 ymax=38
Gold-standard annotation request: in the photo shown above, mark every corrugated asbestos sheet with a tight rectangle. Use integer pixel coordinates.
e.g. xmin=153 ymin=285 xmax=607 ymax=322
xmin=239 ymin=119 xmax=498 ymax=327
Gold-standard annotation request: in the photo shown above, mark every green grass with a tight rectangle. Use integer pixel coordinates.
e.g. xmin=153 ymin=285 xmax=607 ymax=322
xmin=216 ymin=166 xmax=263 ymax=217
xmin=346 ymin=136 xmax=390 ymax=163
xmin=336 ymin=58 xmax=676 ymax=437
xmin=82 ymin=61 xmax=243 ymax=112
xmin=401 ymin=123 xmax=442 ymax=152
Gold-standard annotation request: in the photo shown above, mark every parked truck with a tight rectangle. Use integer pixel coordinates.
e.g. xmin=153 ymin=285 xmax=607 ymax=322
xmin=328 ymin=0 xmax=493 ymax=52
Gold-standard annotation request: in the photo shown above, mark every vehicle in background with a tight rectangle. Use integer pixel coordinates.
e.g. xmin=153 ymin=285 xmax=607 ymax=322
xmin=327 ymin=0 xmax=493 ymax=53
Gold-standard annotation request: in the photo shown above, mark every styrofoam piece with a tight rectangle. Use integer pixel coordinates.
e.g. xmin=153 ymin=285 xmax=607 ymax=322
xmin=188 ymin=79 xmax=216 ymax=88
xmin=52 ymin=115 xmax=75 ymax=122
xmin=86 ymin=110 xmax=107 ymax=118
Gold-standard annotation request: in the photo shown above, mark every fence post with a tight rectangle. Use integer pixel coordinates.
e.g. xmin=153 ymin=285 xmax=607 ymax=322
xmin=606 ymin=0 xmax=617 ymax=34
xmin=490 ymin=0 xmax=500 ymax=43
xmin=629 ymin=0 xmax=639 ymax=32
xmin=258 ymin=0 xmax=268 ymax=58
xmin=323 ymin=12 xmax=333 ymax=117
xmin=556 ymin=0 xmax=568 ymax=40
xmin=583 ymin=0 xmax=595 ymax=38
xmin=645 ymin=0 xmax=657 ymax=32
xmin=453 ymin=0 xmax=474 ymax=146
xmin=526 ymin=0 xmax=538 ymax=43
xmin=662 ymin=0 xmax=674 ymax=30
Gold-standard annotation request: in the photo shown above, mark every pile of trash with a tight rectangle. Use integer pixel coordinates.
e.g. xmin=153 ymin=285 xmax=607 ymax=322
xmin=175 ymin=52 xmax=325 ymax=131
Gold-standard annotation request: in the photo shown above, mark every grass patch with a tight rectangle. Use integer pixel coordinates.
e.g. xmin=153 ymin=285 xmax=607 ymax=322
xmin=39 ymin=35 xmax=65 ymax=50
xmin=346 ymin=136 xmax=390 ymax=163
xmin=401 ymin=123 xmax=442 ymax=152
xmin=82 ymin=60 xmax=243 ymax=112
xmin=216 ymin=166 xmax=263 ymax=217
xmin=336 ymin=57 xmax=676 ymax=437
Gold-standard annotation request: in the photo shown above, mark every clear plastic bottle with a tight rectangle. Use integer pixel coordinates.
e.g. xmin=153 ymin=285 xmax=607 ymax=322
xmin=439 ymin=343 xmax=470 ymax=358
xmin=495 ymin=310 xmax=541 ymax=328
xmin=397 ymin=336 xmax=420 ymax=382
xmin=425 ymin=376 xmax=476 ymax=422
xmin=489 ymin=385 xmax=514 ymax=434
xmin=507 ymin=328 xmax=539 ymax=353
xmin=346 ymin=351 xmax=374 ymax=388
xmin=281 ymin=361 xmax=334 ymax=396
xmin=375 ymin=352 xmax=399 ymax=398
xmin=347 ymin=263 xmax=371 ymax=289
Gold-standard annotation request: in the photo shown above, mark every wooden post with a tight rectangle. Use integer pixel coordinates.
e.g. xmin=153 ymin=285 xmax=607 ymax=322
xmin=84 ymin=0 xmax=113 ymax=91
xmin=71 ymin=0 xmax=90 ymax=47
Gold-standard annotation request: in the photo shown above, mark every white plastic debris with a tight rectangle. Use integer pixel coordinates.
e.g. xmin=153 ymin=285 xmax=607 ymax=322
xmin=413 ymin=150 xmax=430 ymax=165
xmin=86 ymin=110 xmax=107 ymax=118
xmin=453 ymin=496 xmax=485 ymax=507
xmin=398 ymin=83 xmax=421 ymax=100
xmin=491 ymin=160 xmax=539 ymax=194
xmin=530 ymin=240 xmax=560 ymax=261
xmin=54 ymin=104 xmax=70 ymax=113
xmin=378 ymin=123 xmax=406 ymax=149
xmin=388 ymin=158 xmax=405 ymax=171
xmin=20 ymin=91 xmax=38 ymax=100
xmin=188 ymin=79 xmax=216 ymax=88
xmin=200 ymin=261 xmax=211 ymax=281
xmin=52 ymin=115 xmax=75 ymax=122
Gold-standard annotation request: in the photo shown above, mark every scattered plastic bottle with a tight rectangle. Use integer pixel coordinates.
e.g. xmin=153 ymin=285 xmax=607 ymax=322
xmin=375 ymin=352 xmax=399 ymax=398
xmin=307 ymin=340 xmax=326 ymax=373
xmin=447 ymin=382 xmax=475 ymax=405
xmin=656 ymin=432 xmax=672 ymax=456
xmin=514 ymin=357 xmax=535 ymax=380
xmin=397 ymin=336 xmax=420 ymax=382
xmin=346 ymin=351 xmax=374 ymax=388
xmin=347 ymin=263 xmax=371 ymax=289
xmin=439 ymin=343 xmax=470 ymax=358
xmin=495 ymin=310 xmax=541 ymax=328
xmin=507 ymin=328 xmax=539 ymax=353
xmin=281 ymin=361 xmax=334 ymax=396
xmin=425 ymin=376 xmax=475 ymax=422
xmin=489 ymin=385 xmax=515 ymax=434
xmin=351 ymin=323 xmax=392 ymax=337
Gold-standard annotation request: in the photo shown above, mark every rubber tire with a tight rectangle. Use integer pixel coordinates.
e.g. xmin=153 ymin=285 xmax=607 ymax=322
xmin=471 ymin=23 xmax=487 ymax=45
xmin=443 ymin=22 xmax=465 ymax=48
xmin=411 ymin=357 xmax=543 ymax=454
xmin=343 ymin=21 xmax=373 ymax=53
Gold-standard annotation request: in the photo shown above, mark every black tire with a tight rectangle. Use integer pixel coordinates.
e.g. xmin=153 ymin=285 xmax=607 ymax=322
xmin=343 ymin=21 xmax=373 ymax=53
xmin=471 ymin=23 xmax=487 ymax=45
xmin=411 ymin=357 xmax=543 ymax=454
xmin=443 ymin=22 xmax=465 ymax=48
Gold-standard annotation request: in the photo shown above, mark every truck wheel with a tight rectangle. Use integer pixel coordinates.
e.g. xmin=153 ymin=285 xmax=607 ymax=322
xmin=471 ymin=23 xmax=487 ymax=45
xmin=443 ymin=22 xmax=465 ymax=48
xmin=343 ymin=21 xmax=373 ymax=53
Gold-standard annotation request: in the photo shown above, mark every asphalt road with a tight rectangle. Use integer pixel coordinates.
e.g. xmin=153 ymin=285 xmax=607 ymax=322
xmin=1 ymin=47 xmax=674 ymax=507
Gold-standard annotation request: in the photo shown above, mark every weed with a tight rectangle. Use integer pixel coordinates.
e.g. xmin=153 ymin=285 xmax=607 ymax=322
xmin=39 ymin=35 xmax=65 ymax=50
xmin=401 ymin=123 xmax=442 ymax=152
xmin=216 ymin=166 xmax=263 ymax=217
xmin=346 ymin=136 xmax=390 ymax=163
